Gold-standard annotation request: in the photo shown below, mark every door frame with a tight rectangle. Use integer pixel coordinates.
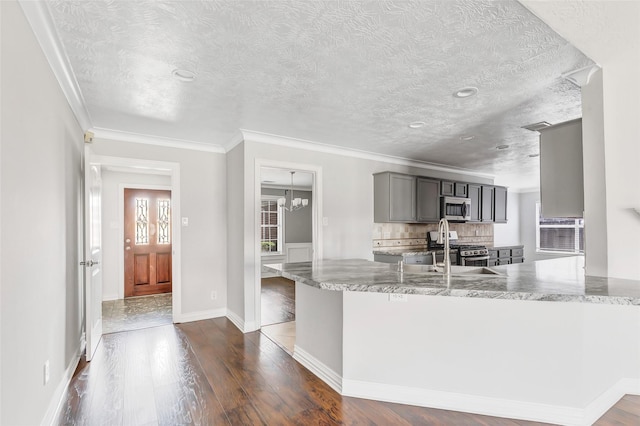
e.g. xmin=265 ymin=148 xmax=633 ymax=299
xmin=118 ymin=183 xmax=173 ymax=300
xmin=253 ymin=159 xmax=323 ymax=331
xmin=87 ymin=155 xmax=182 ymax=321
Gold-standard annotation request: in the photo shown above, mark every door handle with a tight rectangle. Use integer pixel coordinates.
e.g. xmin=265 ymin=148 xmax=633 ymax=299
xmin=80 ymin=260 xmax=99 ymax=267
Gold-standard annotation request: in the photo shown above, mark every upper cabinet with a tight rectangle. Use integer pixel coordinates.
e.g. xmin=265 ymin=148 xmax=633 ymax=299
xmin=538 ymin=118 xmax=584 ymax=218
xmin=374 ymin=172 xmax=416 ymax=223
xmin=374 ymin=172 xmax=508 ymax=224
xmin=493 ymin=186 xmax=508 ymax=223
xmin=441 ymin=181 xmax=468 ymax=197
xmin=454 ymin=182 xmax=468 ymax=197
xmin=440 ymin=181 xmax=455 ymax=196
xmin=481 ymin=185 xmax=494 ymax=222
xmin=416 ymin=177 xmax=440 ymax=222
xmin=468 ymin=184 xmax=482 ymax=222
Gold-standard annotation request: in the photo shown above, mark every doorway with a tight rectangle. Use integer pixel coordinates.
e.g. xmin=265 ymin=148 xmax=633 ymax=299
xmin=83 ymin=154 xmax=181 ymax=344
xmin=258 ymin=166 xmax=315 ymax=354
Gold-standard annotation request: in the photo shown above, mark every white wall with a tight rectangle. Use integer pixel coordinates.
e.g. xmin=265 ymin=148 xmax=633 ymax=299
xmin=100 ymin=171 xmax=171 ymax=300
xmin=226 ymin=143 xmax=245 ymax=325
xmin=521 ymin=0 xmax=640 ymax=280
xmin=581 ymin=69 xmax=608 ymax=277
xmin=493 ymin=190 xmax=520 ymax=247
xmin=90 ymin=139 xmax=227 ymax=317
xmin=1 ymin=1 xmax=84 ymax=424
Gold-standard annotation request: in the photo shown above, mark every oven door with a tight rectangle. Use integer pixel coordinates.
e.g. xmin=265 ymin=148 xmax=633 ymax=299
xmin=460 ymin=255 xmax=490 ymax=267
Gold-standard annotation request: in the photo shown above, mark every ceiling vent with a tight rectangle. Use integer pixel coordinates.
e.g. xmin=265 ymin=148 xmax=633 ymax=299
xmin=521 ymin=121 xmax=552 ymax=132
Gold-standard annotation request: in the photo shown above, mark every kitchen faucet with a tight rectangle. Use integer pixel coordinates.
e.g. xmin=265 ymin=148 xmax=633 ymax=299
xmin=436 ymin=218 xmax=451 ymax=276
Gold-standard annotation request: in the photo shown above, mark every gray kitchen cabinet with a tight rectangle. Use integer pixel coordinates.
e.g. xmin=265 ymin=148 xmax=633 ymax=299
xmin=374 ymin=172 xmax=416 ymax=223
xmin=468 ymin=184 xmax=482 ymax=222
xmin=493 ymin=186 xmax=508 ymax=223
xmin=454 ymin=182 xmax=468 ymax=197
xmin=416 ymin=177 xmax=440 ymax=222
xmin=539 ymin=118 xmax=583 ymax=218
xmin=481 ymin=185 xmax=494 ymax=222
xmin=440 ymin=181 xmax=455 ymax=196
xmin=489 ymin=246 xmax=524 ymax=265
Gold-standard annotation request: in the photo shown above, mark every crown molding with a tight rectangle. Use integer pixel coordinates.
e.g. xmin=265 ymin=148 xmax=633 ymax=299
xmin=91 ymin=127 xmax=226 ymax=153
xmin=239 ymin=129 xmax=495 ymax=180
xmin=19 ymin=0 xmax=92 ymax=130
xmin=224 ymin=129 xmax=246 ymax=152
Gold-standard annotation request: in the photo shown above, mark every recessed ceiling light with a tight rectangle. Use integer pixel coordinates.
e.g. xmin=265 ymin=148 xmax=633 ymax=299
xmin=459 ymin=135 xmax=475 ymax=141
xmin=528 ymin=153 xmax=540 ymax=158
xmin=408 ymin=121 xmax=426 ymax=129
xmin=496 ymin=144 xmax=510 ymax=150
xmin=453 ymin=87 xmax=478 ymax=98
xmin=172 ymin=69 xmax=196 ymax=82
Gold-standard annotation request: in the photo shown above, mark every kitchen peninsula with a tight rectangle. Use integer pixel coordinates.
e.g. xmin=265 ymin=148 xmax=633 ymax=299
xmin=264 ymin=257 xmax=640 ymax=426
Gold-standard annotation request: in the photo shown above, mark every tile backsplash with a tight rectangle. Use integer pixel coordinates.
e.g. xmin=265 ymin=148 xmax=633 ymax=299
xmin=373 ymin=223 xmax=493 ymax=249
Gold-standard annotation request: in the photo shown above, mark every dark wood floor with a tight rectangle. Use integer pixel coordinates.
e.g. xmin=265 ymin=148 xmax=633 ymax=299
xmin=56 ymin=318 xmax=640 ymax=425
xmin=261 ymin=276 xmax=295 ymax=326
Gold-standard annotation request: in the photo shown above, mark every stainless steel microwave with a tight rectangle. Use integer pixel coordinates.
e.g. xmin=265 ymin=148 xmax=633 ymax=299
xmin=441 ymin=196 xmax=471 ymax=222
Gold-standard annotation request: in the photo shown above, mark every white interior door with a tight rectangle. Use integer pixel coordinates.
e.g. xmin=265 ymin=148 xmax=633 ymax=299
xmin=84 ymin=146 xmax=103 ymax=360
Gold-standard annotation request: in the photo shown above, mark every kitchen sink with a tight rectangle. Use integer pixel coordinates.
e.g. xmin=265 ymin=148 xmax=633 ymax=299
xmin=389 ymin=263 xmax=502 ymax=276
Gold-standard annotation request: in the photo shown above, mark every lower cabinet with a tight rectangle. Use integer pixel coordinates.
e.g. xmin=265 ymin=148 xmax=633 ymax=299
xmin=488 ymin=246 xmax=524 ymax=266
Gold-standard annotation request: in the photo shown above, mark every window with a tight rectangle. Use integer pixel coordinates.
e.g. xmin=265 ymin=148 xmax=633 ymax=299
xmin=261 ymin=197 xmax=283 ymax=254
xmin=536 ymin=203 xmax=584 ymax=254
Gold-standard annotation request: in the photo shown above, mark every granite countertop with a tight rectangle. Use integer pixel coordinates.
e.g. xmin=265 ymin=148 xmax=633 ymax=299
xmin=263 ymin=257 xmax=640 ymax=305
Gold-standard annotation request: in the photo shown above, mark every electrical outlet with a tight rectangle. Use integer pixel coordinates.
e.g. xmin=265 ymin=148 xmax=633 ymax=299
xmin=211 ymin=291 xmax=217 ymax=300
xmin=389 ymin=294 xmax=408 ymax=302
xmin=182 ymin=217 xmax=189 ymax=226
xmin=44 ymin=360 xmax=50 ymax=385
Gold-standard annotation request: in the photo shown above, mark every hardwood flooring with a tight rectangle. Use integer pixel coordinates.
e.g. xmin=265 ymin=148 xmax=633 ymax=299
xmin=56 ymin=318 xmax=640 ymax=425
xmin=261 ymin=276 xmax=295 ymax=326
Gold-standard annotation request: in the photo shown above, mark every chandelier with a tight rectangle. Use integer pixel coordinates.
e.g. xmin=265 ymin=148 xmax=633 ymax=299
xmin=277 ymin=171 xmax=309 ymax=211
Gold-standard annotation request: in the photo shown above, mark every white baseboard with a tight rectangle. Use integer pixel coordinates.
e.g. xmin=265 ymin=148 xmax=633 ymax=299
xmin=225 ymin=310 xmax=259 ymax=333
xmin=40 ymin=344 xmax=82 ymax=426
xmin=583 ymin=378 xmax=640 ymax=425
xmin=226 ymin=309 xmax=245 ymax=332
xmin=342 ymin=379 xmax=582 ymax=425
xmin=293 ymin=345 xmax=342 ymax=394
xmin=173 ymin=308 xmax=226 ymax=323
xmin=342 ymin=377 xmax=640 ymax=426
xmin=102 ymin=294 xmax=119 ymax=302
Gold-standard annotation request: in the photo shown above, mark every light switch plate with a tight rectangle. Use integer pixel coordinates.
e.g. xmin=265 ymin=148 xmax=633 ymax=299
xmin=181 ymin=217 xmax=189 ymax=226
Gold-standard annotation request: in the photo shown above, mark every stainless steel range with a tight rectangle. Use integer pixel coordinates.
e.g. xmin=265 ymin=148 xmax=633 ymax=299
xmin=427 ymin=231 xmax=489 ymax=267
xmin=458 ymin=246 xmax=490 ymax=266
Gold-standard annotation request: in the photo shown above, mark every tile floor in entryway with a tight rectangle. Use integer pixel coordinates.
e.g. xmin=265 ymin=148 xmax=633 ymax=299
xmin=102 ymin=293 xmax=172 ymax=334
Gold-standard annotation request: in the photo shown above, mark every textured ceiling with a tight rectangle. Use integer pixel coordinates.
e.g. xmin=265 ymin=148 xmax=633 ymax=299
xmin=45 ymin=0 xmax=593 ymax=189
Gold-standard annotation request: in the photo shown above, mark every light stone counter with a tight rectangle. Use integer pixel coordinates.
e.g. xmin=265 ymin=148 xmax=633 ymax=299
xmin=265 ymin=256 xmax=640 ymax=305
